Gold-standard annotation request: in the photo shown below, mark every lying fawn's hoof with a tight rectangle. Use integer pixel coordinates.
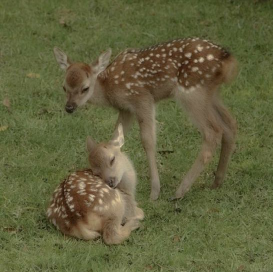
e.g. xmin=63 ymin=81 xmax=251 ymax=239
xmin=130 ymin=219 xmax=141 ymax=231
xmin=135 ymin=207 xmax=145 ymax=221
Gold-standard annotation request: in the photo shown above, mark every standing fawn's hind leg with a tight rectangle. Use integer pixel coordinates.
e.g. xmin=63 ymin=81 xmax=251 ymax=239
xmin=175 ymin=127 xmax=219 ymax=199
xmin=175 ymin=91 xmax=222 ymax=199
xmin=136 ymin=103 xmax=160 ymax=200
xmin=212 ymin=101 xmax=237 ymax=188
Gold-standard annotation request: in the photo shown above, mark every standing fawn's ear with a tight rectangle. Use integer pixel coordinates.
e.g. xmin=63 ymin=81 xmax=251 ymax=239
xmin=53 ymin=47 xmax=71 ymax=70
xmin=112 ymin=123 xmax=124 ymax=148
xmin=86 ymin=136 xmax=97 ymax=153
xmin=93 ymin=48 xmax=112 ymax=75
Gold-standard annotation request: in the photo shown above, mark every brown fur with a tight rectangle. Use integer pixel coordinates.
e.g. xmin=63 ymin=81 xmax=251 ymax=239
xmin=66 ymin=63 xmax=91 ymax=88
xmin=54 ymin=37 xmax=238 ymax=200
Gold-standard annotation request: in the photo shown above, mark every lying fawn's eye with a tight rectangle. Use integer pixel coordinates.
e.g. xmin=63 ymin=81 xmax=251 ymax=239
xmin=110 ymin=156 xmax=115 ymax=166
xmin=82 ymin=87 xmax=89 ymax=94
xmin=63 ymin=86 xmax=66 ymax=92
xmin=92 ymin=168 xmax=100 ymax=176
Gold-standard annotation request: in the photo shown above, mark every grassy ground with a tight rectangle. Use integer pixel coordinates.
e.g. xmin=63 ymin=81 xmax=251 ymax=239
xmin=1 ymin=0 xmax=273 ymax=271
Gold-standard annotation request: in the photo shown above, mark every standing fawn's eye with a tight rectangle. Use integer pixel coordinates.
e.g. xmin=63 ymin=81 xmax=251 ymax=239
xmin=63 ymin=86 xmax=66 ymax=92
xmin=110 ymin=156 xmax=115 ymax=166
xmin=82 ymin=87 xmax=89 ymax=94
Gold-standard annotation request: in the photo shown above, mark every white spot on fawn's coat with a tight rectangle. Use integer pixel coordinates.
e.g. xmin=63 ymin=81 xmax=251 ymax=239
xmin=207 ymin=54 xmax=214 ymax=61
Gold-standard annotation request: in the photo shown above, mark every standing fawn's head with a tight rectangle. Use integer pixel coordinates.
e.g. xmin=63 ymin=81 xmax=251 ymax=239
xmin=87 ymin=124 xmax=126 ymax=188
xmin=53 ymin=47 xmax=112 ymax=113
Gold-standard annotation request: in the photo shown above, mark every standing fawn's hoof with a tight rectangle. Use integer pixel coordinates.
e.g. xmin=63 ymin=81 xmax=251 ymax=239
xmin=168 ymin=193 xmax=186 ymax=202
xmin=173 ymin=188 xmax=187 ymax=200
xmin=150 ymin=189 xmax=160 ymax=201
xmin=168 ymin=196 xmax=180 ymax=202
xmin=211 ymin=181 xmax=222 ymax=189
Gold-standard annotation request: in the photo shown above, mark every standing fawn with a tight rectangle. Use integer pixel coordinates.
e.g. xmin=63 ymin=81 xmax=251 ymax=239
xmin=53 ymin=37 xmax=238 ymax=200
xmin=47 ymin=124 xmax=144 ymax=244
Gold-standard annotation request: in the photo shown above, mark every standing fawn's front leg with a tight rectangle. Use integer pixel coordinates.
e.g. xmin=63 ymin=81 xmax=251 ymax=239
xmin=174 ymin=91 xmax=221 ymax=199
xmin=115 ymin=110 xmax=134 ymax=136
xmin=136 ymin=104 xmax=160 ymax=200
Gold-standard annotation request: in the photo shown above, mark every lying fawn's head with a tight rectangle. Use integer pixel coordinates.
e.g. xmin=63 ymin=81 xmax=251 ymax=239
xmin=53 ymin=47 xmax=112 ymax=113
xmin=87 ymin=124 xmax=126 ymax=188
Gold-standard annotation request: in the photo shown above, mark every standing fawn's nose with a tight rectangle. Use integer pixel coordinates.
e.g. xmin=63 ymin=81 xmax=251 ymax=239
xmin=65 ymin=103 xmax=77 ymax=113
xmin=107 ymin=177 xmax=116 ymax=188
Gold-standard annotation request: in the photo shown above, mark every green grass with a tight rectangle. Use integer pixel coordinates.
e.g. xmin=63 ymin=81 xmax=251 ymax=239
xmin=1 ymin=0 xmax=273 ymax=271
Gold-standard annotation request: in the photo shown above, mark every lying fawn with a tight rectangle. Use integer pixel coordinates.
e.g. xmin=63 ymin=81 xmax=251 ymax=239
xmin=54 ymin=37 xmax=238 ymax=200
xmin=47 ymin=124 xmax=144 ymax=244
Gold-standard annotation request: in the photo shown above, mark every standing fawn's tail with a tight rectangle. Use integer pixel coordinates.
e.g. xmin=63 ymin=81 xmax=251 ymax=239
xmin=222 ymin=55 xmax=238 ymax=84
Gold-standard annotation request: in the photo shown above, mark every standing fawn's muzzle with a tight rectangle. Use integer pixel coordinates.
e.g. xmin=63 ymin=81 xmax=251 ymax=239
xmin=65 ymin=103 xmax=77 ymax=113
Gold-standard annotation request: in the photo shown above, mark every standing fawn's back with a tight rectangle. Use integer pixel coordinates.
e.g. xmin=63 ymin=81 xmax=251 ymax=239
xmin=99 ymin=38 xmax=237 ymax=103
xmin=54 ymin=37 xmax=238 ymax=200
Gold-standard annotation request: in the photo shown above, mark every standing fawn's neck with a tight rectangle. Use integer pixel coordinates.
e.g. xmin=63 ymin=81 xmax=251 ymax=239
xmin=117 ymin=153 xmax=137 ymax=196
xmin=88 ymin=77 xmax=109 ymax=106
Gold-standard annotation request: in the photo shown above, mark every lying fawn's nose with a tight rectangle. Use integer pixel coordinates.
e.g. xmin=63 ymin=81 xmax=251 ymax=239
xmin=107 ymin=177 xmax=116 ymax=188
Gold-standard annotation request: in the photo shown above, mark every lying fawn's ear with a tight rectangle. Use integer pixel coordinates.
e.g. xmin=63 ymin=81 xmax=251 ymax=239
xmin=112 ymin=123 xmax=124 ymax=148
xmin=93 ymin=48 xmax=112 ymax=75
xmin=53 ymin=47 xmax=71 ymax=70
xmin=86 ymin=136 xmax=97 ymax=153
